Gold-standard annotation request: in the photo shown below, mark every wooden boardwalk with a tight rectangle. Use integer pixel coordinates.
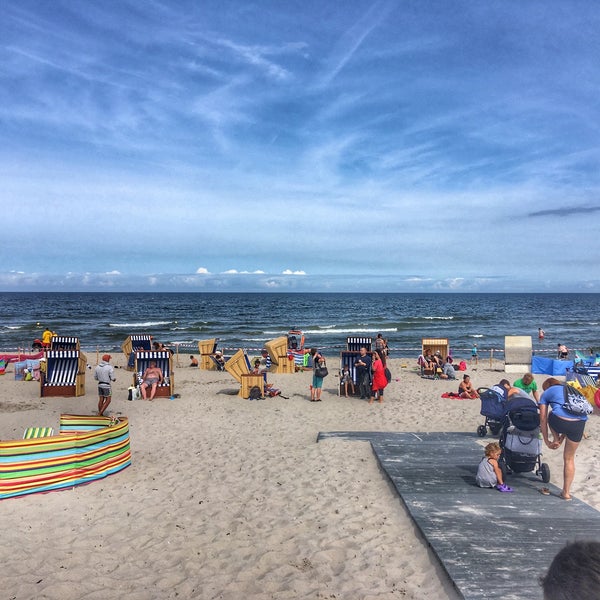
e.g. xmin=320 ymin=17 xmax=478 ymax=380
xmin=317 ymin=431 xmax=600 ymax=600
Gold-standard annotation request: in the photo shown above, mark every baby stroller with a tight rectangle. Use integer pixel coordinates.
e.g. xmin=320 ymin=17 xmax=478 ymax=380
xmin=498 ymin=394 xmax=550 ymax=483
xmin=476 ymin=387 xmax=507 ymax=437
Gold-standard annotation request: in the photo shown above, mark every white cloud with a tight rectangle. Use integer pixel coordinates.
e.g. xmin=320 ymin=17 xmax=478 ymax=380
xmin=282 ymin=269 xmax=306 ymax=275
xmin=196 ymin=267 xmax=210 ymax=274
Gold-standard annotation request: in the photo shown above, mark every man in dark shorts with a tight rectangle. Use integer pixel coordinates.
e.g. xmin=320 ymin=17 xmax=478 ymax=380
xmin=94 ymin=354 xmax=116 ymax=416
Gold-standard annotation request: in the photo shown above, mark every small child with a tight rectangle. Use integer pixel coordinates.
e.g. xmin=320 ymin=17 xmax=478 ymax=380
xmin=340 ymin=366 xmax=355 ymax=397
xmin=476 ymin=442 xmax=513 ymax=492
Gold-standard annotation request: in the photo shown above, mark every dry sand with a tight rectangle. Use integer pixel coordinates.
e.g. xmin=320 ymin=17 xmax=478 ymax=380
xmin=1 ymin=353 xmax=598 ymax=600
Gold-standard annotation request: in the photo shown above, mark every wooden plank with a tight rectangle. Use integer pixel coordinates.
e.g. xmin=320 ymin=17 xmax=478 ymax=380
xmin=317 ymin=431 xmax=600 ymax=600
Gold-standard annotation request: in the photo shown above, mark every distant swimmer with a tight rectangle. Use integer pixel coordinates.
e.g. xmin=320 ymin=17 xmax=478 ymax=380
xmin=538 ymin=328 xmax=545 ymax=341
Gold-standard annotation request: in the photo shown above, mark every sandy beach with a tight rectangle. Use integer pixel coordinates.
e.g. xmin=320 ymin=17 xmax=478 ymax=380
xmin=1 ymin=353 xmax=598 ymax=599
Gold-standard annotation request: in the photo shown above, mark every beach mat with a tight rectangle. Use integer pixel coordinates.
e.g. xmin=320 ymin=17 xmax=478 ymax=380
xmin=317 ymin=431 xmax=600 ymax=600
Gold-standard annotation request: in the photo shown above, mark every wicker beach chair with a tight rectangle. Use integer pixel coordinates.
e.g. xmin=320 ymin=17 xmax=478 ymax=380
xmin=40 ymin=350 xmax=86 ymax=397
xmin=133 ymin=351 xmax=174 ymax=398
xmin=122 ymin=334 xmax=153 ymax=370
xmin=264 ymin=336 xmax=295 ymax=374
xmin=224 ymin=349 xmax=265 ymax=398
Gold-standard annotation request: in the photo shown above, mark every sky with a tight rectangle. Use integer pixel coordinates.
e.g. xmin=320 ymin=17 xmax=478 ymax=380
xmin=2 ymin=0 xmax=600 ymax=293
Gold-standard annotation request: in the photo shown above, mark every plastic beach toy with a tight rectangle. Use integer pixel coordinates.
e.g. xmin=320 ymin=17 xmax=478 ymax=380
xmin=496 ymin=483 xmax=513 ymax=493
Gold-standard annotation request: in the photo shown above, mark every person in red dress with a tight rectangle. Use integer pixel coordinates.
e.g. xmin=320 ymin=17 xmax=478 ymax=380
xmin=369 ymin=350 xmax=388 ymax=404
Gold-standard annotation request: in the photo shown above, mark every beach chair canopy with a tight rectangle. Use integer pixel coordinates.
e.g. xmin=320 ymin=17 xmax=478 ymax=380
xmin=264 ymin=337 xmax=288 ymax=366
xmin=347 ymin=337 xmax=371 ymax=352
xmin=50 ymin=336 xmax=80 ymax=350
xmin=198 ymin=338 xmax=218 ymax=355
xmin=421 ymin=338 xmax=449 ymax=359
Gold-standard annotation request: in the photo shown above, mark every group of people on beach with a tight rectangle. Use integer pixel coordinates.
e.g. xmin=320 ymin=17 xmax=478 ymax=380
xmin=315 ymin=345 xmax=389 ymax=404
xmin=95 ymin=354 xmax=168 ymax=414
xmin=475 ymin=372 xmax=589 ymax=502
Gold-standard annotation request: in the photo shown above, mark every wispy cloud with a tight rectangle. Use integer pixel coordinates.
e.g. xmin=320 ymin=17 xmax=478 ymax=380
xmin=529 ymin=205 xmax=600 ymax=218
xmin=1 ymin=2 xmax=600 ymax=292
xmin=316 ymin=0 xmax=396 ymax=88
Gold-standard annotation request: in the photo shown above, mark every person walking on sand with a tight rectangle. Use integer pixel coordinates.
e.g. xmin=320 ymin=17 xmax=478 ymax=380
xmin=471 ymin=344 xmax=478 ymax=366
xmin=94 ymin=354 xmax=116 ymax=416
xmin=140 ymin=360 xmax=164 ymax=400
xmin=539 ymin=378 xmax=589 ymax=501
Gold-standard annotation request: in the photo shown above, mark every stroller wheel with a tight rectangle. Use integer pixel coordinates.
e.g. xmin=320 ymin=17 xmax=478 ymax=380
xmin=540 ymin=463 xmax=551 ymax=484
xmin=477 ymin=425 xmax=487 ymax=437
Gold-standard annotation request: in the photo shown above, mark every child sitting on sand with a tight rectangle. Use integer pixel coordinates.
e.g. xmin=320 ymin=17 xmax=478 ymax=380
xmin=476 ymin=442 xmax=513 ymax=492
xmin=340 ymin=366 xmax=355 ymax=397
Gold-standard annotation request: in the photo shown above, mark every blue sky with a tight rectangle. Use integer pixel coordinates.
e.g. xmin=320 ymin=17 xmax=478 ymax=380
xmin=2 ymin=0 xmax=600 ymax=293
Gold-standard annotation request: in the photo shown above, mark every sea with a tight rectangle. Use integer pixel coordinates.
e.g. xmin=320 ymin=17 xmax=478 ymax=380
xmin=0 ymin=292 xmax=599 ymax=360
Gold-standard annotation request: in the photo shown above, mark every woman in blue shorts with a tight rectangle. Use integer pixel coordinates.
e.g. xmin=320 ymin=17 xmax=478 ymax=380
xmin=539 ymin=378 xmax=588 ymax=501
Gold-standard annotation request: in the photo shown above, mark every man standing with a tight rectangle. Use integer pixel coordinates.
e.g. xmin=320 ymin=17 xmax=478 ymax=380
xmin=355 ymin=347 xmax=372 ymax=400
xmin=94 ymin=354 xmax=116 ymax=416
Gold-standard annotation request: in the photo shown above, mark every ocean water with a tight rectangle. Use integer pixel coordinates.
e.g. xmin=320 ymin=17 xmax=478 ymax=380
xmin=0 ymin=292 xmax=599 ymax=359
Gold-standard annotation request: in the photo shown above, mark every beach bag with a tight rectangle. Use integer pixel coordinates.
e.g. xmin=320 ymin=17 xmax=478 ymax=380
xmin=248 ymin=386 xmax=263 ymax=401
xmin=128 ymin=386 xmax=141 ymax=401
xmin=563 ymin=384 xmax=593 ymax=416
xmin=458 ymin=361 xmax=467 ymax=371
xmin=315 ymin=365 xmax=328 ymax=378
xmin=314 ymin=358 xmax=328 ymax=378
xmin=504 ymin=427 xmax=542 ymax=456
xmin=384 ymin=367 xmax=392 ymax=383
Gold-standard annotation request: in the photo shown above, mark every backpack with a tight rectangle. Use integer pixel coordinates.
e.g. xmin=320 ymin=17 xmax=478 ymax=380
xmin=563 ymin=384 xmax=593 ymax=416
xmin=248 ymin=385 xmax=263 ymax=401
xmin=384 ymin=367 xmax=392 ymax=383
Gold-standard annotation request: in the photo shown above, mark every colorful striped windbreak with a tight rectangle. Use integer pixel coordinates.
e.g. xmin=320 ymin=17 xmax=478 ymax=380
xmin=0 ymin=414 xmax=131 ymax=500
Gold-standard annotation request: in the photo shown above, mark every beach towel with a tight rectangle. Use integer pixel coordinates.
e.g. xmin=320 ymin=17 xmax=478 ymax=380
xmin=441 ymin=392 xmax=473 ymax=399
